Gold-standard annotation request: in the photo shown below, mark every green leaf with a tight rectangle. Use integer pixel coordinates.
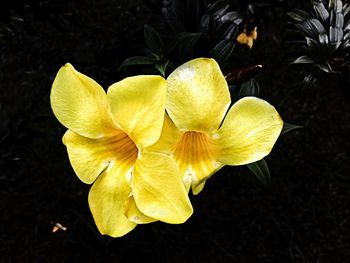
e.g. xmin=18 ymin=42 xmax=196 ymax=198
xmin=168 ymin=32 xmax=202 ymax=59
xmin=247 ymin=159 xmax=270 ymax=185
xmin=118 ymin=56 xmax=156 ymax=70
xmin=238 ymin=78 xmax=260 ymax=98
xmin=281 ymin=123 xmax=303 ymax=135
xmin=144 ymin=25 xmax=164 ymax=56
xmin=210 ymin=39 xmax=235 ymax=64
xmin=155 ymin=60 xmax=170 ymax=77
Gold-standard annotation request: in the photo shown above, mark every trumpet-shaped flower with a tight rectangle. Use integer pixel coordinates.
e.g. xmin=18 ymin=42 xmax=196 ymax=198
xmin=50 ymin=64 xmax=192 ymax=237
xmin=148 ymin=58 xmax=283 ymax=194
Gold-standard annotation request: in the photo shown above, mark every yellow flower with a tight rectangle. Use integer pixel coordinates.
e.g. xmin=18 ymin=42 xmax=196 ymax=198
xmin=50 ymin=64 xmax=192 ymax=237
xmin=237 ymin=26 xmax=258 ymax=49
xmin=148 ymin=58 xmax=283 ymax=194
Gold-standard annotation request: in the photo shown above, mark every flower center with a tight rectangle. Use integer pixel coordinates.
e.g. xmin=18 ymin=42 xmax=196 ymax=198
xmin=108 ymin=130 xmax=138 ymax=167
xmin=173 ymin=131 xmax=218 ymax=185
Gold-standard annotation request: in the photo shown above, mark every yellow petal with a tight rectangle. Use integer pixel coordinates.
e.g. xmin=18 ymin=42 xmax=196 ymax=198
xmin=252 ymin=27 xmax=258 ymax=40
xmin=88 ymin=161 xmax=137 ymax=237
xmin=166 ymin=58 xmax=231 ymax=132
xmin=107 ymin=75 xmax=167 ymax=149
xmin=214 ymin=97 xmax=283 ymax=165
xmin=132 ymin=152 xmax=193 ymax=224
xmin=173 ymin=131 xmax=224 ymax=195
xmin=51 ymin=63 xmax=115 ymax=139
xmin=62 ymin=129 xmax=138 ymax=184
xmin=237 ymin=31 xmax=248 ymax=45
xmin=125 ymin=196 xmax=157 ymax=224
xmin=145 ymin=113 xmax=182 ymax=155
xmin=247 ymin=38 xmax=254 ymax=49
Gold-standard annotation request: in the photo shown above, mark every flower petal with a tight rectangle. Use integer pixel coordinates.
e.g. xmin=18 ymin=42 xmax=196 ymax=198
xmin=132 ymin=152 xmax=193 ymax=224
xmin=107 ymin=75 xmax=167 ymax=149
xmin=125 ymin=196 xmax=157 ymax=224
xmin=166 ymin=58 xmax=231 ymax=132
xmin=88 ymin=161 xmax=137 ymax=237
xmin=62 ymin=129 xmax=138 ymax=184
xmin=51 ymin=63 xmax=115 ymax=139
xmin=214 ymin=97 xmax=283 ymax=165
xmin=145 ymin=113 xmax=183 ymax=155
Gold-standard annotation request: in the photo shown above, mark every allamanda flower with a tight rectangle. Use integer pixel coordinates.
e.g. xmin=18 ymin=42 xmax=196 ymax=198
xmin=148 ymin=58 xmax=283 ymax=194
xmin=50 ymin=64 xmax=192 ymax=237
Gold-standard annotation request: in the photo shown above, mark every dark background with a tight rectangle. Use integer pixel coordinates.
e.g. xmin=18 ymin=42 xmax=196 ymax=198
xmin=1 ymin=0 xmax=349 ymax=262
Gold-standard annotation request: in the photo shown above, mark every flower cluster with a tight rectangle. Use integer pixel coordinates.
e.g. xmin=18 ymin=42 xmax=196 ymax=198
xmin=50 ymin=58 xmax=283 ymax=237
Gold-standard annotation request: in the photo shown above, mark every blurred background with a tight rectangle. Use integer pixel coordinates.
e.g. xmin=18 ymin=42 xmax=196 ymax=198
xmin=0 ymin=0 xmax=349 ymax=262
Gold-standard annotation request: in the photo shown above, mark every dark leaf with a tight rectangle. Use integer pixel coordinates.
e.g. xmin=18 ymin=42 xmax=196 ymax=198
xmin=210 ymin=39 xmax=235 ymax=64
xmin=247 ymin=159 xmax=270 ymax=185
xmin=318 ymin=33 xmax=329 ymax=46
xmin=118 ymin=56 xmax=156 ymax=70
xmin=161 ymin=2 xmax=185 ymax=33
xmin=167 ymin=32 xmax=202 ymax=58
xmin=344 ymin=20 xmax=350 ymax=33
xmin=291 ymin=55 xmax=314 ymax=64
xmin=216 ymin=22 xmax=239 ymax=40
xmin=296 ymin=18 xmax=326 ymax=39
xmin=208 ymin=14 xmax=215 ymax=33
xmin=238 ymin=78 xmax=260 ymax=98
xmin=207 ymin=0 xmax=228 ymax=15
xmin=306 ymin=37 xmax=320 ymax=52
xmin=144 ymin=24 xmax=164 ymax=56
xmin=213 ymin=4 xmax=230 ymax=20
xmin=336 ymin=13 xmax=344 ymax=28
xmin=328 ymin=41 xmax=342 ymax=53
xmin=287 ymin=9 xmax=310 ymax=22
xmin=199 ymin=14 xmax=210 ymax=31
xmin=281 ymin=123 xmax=303 ymax=135
xmin=219 ymin=11 xmax=243 ymax=25
xmin=187 ymin=0 xmax=207 ymax=27
xmin=329 ymin=0 xmax=343 ymax=30
xmin=303 ymin=69 xmax=319 ymax=88
xmin=308 ymin=18 xmax=327 ymax=34
xmin=341 ymin=38 xmax=349 ymax=49
xmin=318 ymin=61 xmax=333 ymax=73
xmin=329 ymin=26 xmax=343 ymax=43
xmin=344 ymin=32 xmax=350 ymax=41
xmin=343 ymin=3 xmax=350 ymax=19
xmin=313 ymin=1 xmax=329 ymax=23
xmin=344 ymin=3 xmax=350 ymax=13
